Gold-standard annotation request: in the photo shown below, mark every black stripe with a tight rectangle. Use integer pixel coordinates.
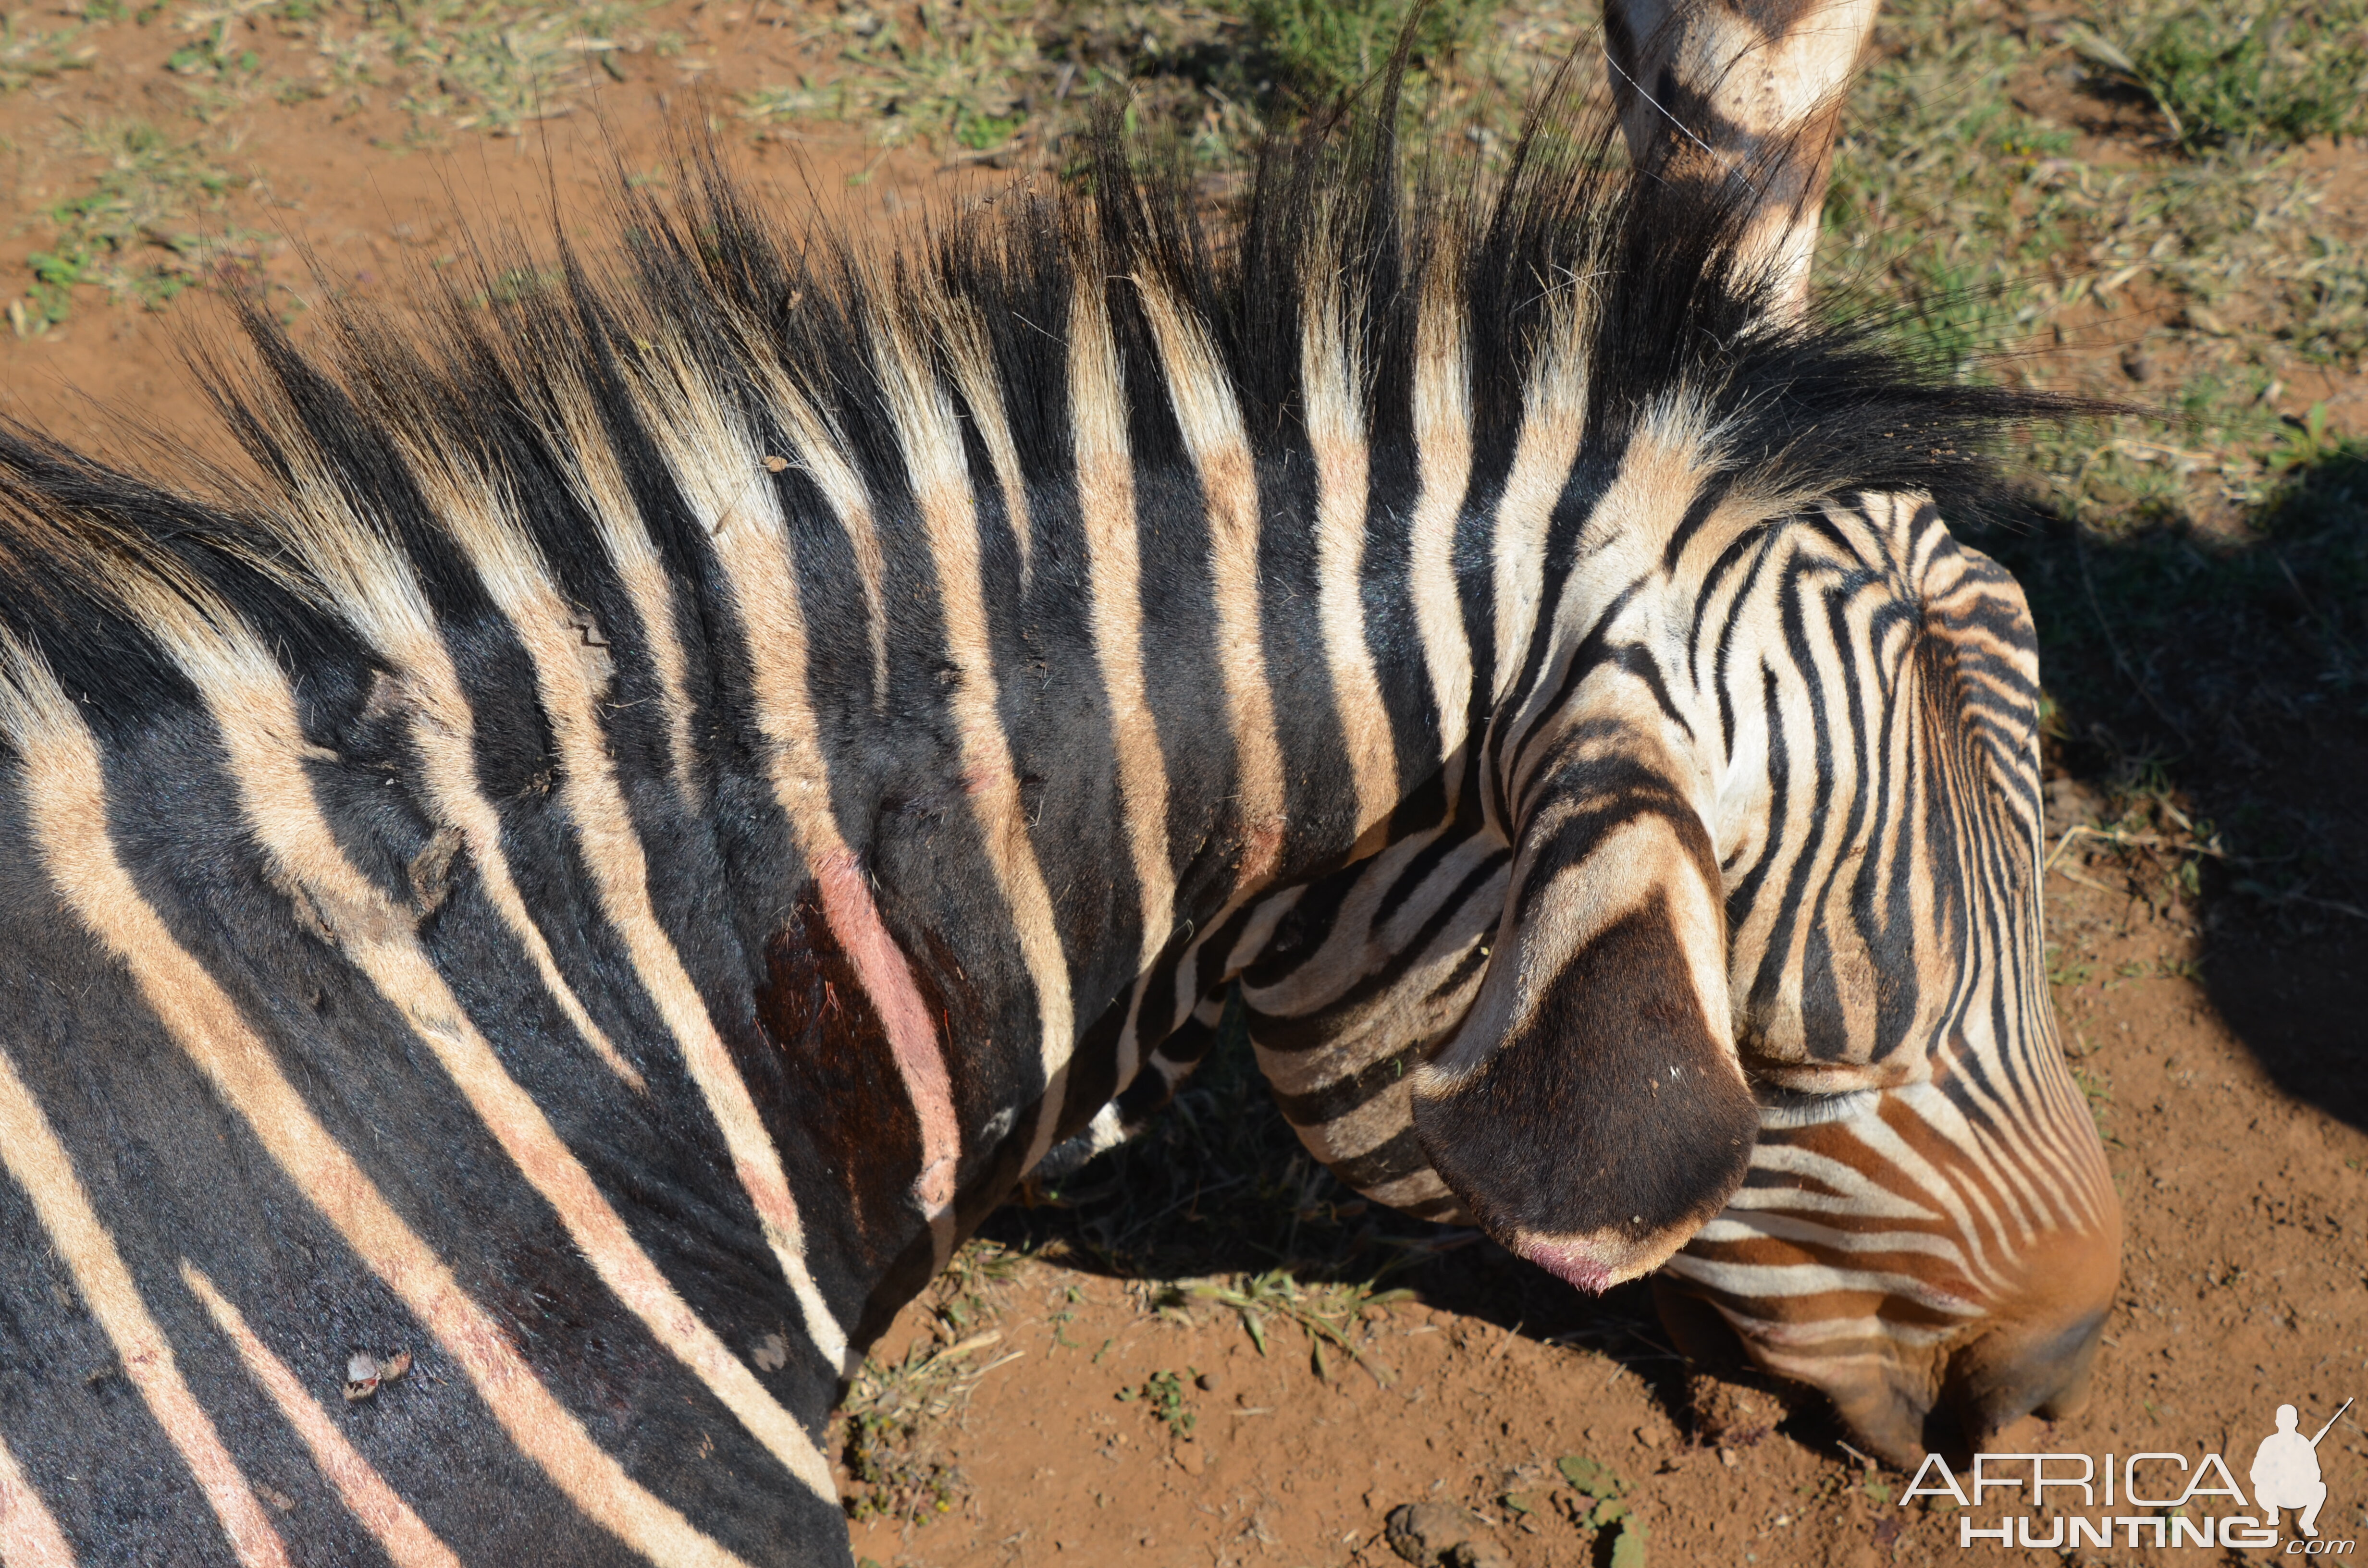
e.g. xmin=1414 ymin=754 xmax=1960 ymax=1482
xmin=1327 ymin=1125 xmax=1433 ymax=1192
xmin=1270 ymin=1044 xmax=1422 ymax=1127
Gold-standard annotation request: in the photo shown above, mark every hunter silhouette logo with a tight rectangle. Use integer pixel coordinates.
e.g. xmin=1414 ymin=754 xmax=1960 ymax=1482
xmin=2256 ymin=1399 xmax=2352 ymax=1538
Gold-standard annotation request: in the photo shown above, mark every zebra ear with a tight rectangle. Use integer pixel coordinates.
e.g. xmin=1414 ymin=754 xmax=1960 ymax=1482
xmin=1607 ymin=0 xmax=1883 ymax=306
xmin=1409 ymin=722 xmax=1758 ymax=1292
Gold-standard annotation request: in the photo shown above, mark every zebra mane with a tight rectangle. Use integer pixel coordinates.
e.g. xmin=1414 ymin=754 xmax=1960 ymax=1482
xmin=0 ymin=81 xmax=2057 ymax=737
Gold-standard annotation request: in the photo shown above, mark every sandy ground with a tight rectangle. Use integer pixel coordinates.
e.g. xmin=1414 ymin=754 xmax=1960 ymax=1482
xmin=3 ymin=4 xmax=2365 ymax=1563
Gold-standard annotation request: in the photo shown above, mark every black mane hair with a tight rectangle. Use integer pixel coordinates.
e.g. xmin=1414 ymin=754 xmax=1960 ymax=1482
xmin=0 ymin=72 xmax=2067 ymax=744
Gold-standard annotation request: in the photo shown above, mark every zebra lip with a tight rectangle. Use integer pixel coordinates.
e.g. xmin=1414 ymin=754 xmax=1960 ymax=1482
xmin=1513 ymin=1228 xmax=1684 ymax=1295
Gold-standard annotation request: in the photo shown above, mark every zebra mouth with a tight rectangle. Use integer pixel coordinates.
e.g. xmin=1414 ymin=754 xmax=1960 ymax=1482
xmin=1514 ymin=1220 xmax=1701 ymax=1294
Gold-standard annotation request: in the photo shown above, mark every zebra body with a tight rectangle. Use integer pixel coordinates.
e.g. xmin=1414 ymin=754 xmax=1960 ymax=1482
xmin=0 ymin=42 xmax=2109 ymax=1568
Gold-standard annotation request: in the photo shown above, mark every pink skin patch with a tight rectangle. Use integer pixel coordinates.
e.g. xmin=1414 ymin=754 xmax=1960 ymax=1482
xmin=1516 ymin=1237 xmax=1618 ymax=1296
xmin=814 ymin=851 xmax=961 ymax=1219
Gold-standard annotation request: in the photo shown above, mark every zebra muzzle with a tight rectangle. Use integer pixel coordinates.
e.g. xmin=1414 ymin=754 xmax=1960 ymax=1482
xmin=1408 ymin=883 xmax=1759 ymax=1291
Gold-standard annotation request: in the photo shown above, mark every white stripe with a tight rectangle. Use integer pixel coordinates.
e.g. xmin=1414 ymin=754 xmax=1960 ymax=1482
xmin=1717 ymin=1308 xmax=1961 ymax=1353
xmin=1690 ymin=1211 xmax=1973 ymax=1269
xmin=181 ymin=1263 xmax=465 ymax=1568
xmin=1133 ymin=276 xmax=1286 ymax=889
xmin=1408 ymin=264 xmax=1476 ymax=802
xmin=1301 ymin=269 xmax=1397 ymax=853
xmin=871 ymin=321 xmax=1078 ymax=1182
xmin=1488 ymin=294 xmax=1591 ymax=709
xmin=0 ymin=1427 xmax=75 ymax=1568
xmin=1071 ymin=277 xmax=1176 ymax=1089
xmin=940 ymin=300 xmax=1035 ymax=582
xmin=1660 ymin=1253 xmax=1983 ymax=1313
xmin=0 ymin=1043 xmax=291 ymax=1568
xmin=543 ymin=366 xmax=708 ymax=810
xmin=1739 ymin=1144 xmax=1941 ymax=1222
xmin=730 ymin=324 xmax=893 ymax=705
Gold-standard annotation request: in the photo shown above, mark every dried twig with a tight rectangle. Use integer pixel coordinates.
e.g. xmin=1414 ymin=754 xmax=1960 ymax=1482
xmin=2054 ymin=862 xmax=2125 ymax=896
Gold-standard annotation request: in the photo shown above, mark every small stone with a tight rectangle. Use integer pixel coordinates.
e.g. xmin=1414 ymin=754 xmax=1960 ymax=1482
xmin=1196 ymin=1370 xmax=1221 ymax=1393
xmin=1385 ymin=1501 xmax=1492 ymax=1567
xmin=1446 ymin=1542 xmax=1513 ymax=1568
xmin=1175 ymin=1441 xmax=1206 ymax=1477
xmin=2045 ymin=777 xmax=2106 ymax=834
xmin=1635 ymin=1425 xmax=1662 ymax=1448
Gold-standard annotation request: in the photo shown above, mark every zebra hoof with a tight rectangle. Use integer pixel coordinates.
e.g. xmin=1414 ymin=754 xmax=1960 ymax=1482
xmin=1944 ymin=1304 xmax=2111 ymax=1446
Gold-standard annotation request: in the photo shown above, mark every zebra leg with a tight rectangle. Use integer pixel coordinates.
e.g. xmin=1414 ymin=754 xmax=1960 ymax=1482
xmin=1603 ymin=0 xmax=1883 ymax=304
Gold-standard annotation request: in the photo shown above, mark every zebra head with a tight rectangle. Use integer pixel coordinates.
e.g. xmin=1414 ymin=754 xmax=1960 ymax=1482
xmin=1404 ymin=458 xmax=2117 ymax=1463
xmin=1658 ymin=493 xmax=2121 ymax=1464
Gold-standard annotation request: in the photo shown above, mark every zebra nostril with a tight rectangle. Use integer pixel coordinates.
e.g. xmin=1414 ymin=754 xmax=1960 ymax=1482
xmin=1942 ymin=1306 xmax=2112 ymax=1450
xmin=2029 ymin=1309 xmax=2109 ymax=1421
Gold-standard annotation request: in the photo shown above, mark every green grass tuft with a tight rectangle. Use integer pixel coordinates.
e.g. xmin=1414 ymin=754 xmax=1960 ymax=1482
xmin=0 ymin=10 xmax=99 ymax=92
xmin=2109 ymin=1 xmax=2368 ymax=153
xmin=1242 ymin=0 xmax=1498 ymax=104
xmin=17 ymin=120 xmax=259 ymax=331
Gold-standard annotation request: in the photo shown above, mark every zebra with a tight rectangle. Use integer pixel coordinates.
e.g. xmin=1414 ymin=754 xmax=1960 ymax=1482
xmin=0 ymin=44 xmax=2111 ymax=1568
xmin=1052 ymin=0 xmax=2120 ymax=1471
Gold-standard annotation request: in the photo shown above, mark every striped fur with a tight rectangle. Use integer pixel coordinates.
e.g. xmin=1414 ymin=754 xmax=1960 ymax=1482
xmin=0 ymin=74 xmax=2100 ymax=1568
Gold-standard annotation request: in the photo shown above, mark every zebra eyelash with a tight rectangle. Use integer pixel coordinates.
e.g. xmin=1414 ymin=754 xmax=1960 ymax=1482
xmin=1751 ymin=1085 xmax=1884 ymax=1129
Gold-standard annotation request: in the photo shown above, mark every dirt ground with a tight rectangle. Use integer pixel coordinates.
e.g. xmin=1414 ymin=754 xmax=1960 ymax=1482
xmin=2 ymin=3 xmax=2365 ymax=1563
